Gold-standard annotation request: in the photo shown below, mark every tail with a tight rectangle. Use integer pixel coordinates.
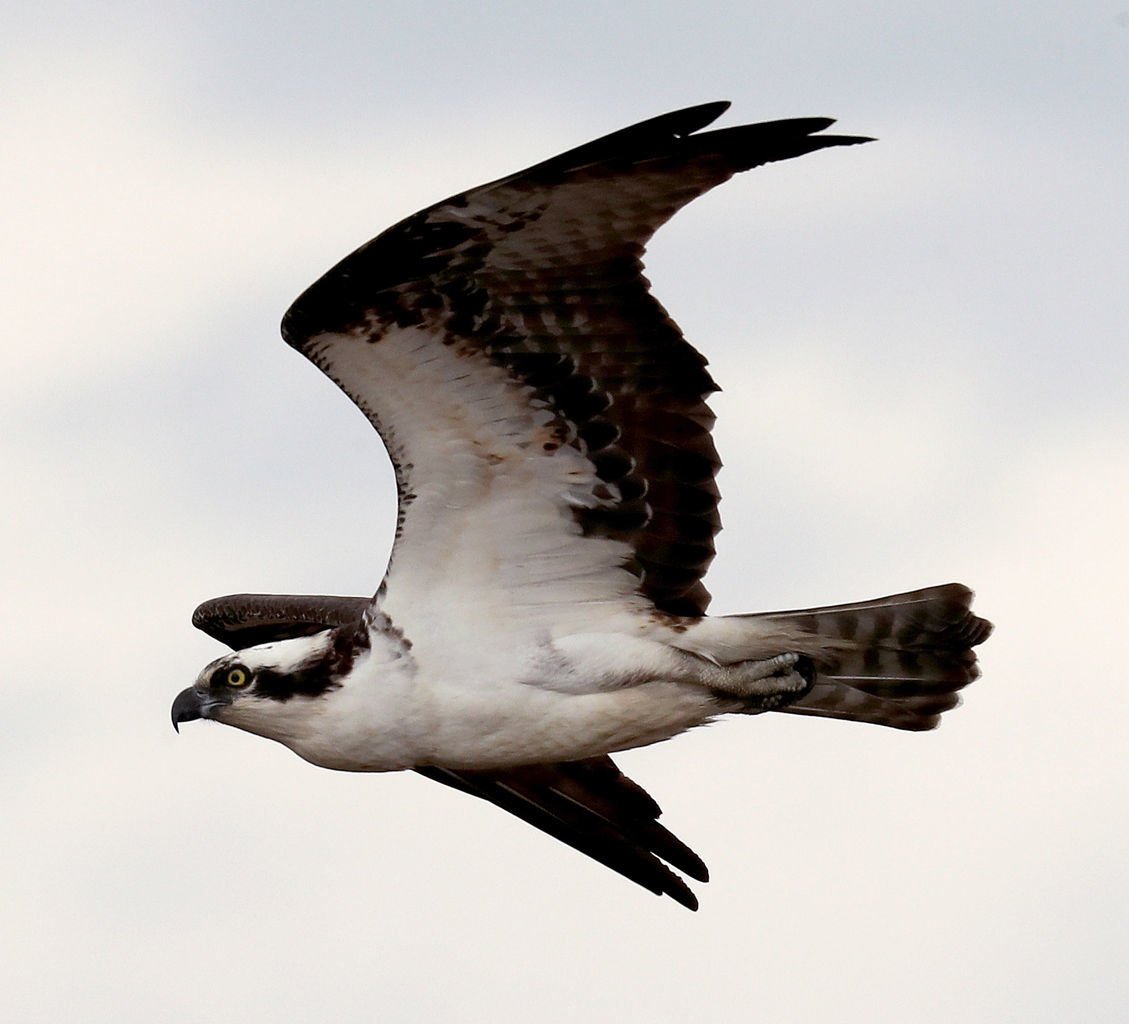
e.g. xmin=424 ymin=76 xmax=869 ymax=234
xmin=750 ymin=583 xmax=992 ymax=731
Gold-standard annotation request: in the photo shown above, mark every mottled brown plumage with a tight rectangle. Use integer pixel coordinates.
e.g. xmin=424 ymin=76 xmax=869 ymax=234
xmin=282 ymin=105 xmax=872 ymax=616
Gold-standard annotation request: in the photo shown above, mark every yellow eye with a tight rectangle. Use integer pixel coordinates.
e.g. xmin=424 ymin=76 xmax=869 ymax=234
xmin=225 ymin=667 xmax=249 ymax=688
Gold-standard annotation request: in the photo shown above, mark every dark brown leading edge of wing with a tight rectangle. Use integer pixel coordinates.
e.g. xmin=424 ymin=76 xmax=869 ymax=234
xmin=281 ymin=103 xmax=872 ymax=617
xmin=192 ymin=593 xmax=371 ymax=648
xmin=193 ymin=593 xmax=710 ymax=909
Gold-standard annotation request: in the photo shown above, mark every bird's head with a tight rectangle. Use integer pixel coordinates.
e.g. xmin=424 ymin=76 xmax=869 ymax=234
xmin=171 ymin=631 xmax=350 ymax=744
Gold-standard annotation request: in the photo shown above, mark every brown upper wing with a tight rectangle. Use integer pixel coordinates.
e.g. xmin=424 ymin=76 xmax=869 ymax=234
xmin=281 ymin=104 xmax=871 ymax=616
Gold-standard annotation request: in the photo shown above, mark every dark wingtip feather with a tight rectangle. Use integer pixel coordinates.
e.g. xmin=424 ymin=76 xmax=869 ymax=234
xmin=528 ymin=106 xmax=873 ymax=182
xmin=417 ymin=757 xmax=707 ymax=910
xmin=629 ymin=100 xmax=733 ymax=138
xmin=518 ymin=101 xmax=733 ymax=181
xmin=691 ymin=118 xmax=875 ymax=173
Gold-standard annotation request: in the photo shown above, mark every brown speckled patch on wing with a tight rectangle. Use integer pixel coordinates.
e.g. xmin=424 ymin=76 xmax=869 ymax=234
xmin=282 ymin=104 xmax=872 ymax=616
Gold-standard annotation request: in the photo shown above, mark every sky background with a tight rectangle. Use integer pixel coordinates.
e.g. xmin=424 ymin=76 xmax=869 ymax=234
xmin=3 ymin=3 xmax=1127 ymax=1021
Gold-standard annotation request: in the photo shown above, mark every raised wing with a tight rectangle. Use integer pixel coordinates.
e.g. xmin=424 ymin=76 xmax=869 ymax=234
xmin=280 ymin=103 xmax=871 ymax=622
xmin=193 ymin=593 xmax=709 ymax=909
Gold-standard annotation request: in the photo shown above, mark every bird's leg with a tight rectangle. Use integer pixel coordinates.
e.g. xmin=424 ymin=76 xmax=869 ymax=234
xmin=537 ymin=634 xmax=813 ymax=706
xmin=698 ymin=652 xmax=814 ymax=706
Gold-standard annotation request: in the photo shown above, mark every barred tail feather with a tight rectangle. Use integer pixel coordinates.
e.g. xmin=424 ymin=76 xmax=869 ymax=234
xmin=753 ymin=584 xmax=992 ymax=731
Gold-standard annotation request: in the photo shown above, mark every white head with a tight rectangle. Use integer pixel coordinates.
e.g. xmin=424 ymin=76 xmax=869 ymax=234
xmin=171 ymin=629 xmax=358 ymax=745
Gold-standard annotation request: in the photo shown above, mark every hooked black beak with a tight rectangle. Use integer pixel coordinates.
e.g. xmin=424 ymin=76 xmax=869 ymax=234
xmin=171 ymin=687 xmax=205 ymax=733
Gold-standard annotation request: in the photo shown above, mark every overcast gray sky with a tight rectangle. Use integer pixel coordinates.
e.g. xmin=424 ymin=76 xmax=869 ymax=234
xmin=3 ymin=3 xmax=1127 ymax=1022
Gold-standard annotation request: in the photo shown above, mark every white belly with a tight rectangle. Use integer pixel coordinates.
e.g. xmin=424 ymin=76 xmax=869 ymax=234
xmin=418 ymin=678 xmax=721 ymax=769
xmin=284 ymin=652 xmax=721 ymax=772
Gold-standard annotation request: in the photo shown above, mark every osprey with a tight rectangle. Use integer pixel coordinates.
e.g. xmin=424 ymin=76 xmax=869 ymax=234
xmin=172 ymin=103 xmax=991 ymax=911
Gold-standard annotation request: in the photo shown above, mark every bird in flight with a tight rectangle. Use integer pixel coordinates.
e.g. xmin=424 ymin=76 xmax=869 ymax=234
xmin=172 ymin=102 xmax=991 ymax=910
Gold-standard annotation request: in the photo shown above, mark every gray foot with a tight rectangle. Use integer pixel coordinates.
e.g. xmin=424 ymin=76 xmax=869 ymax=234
xmin=707 ymin=652 xmax=815 ymax=707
